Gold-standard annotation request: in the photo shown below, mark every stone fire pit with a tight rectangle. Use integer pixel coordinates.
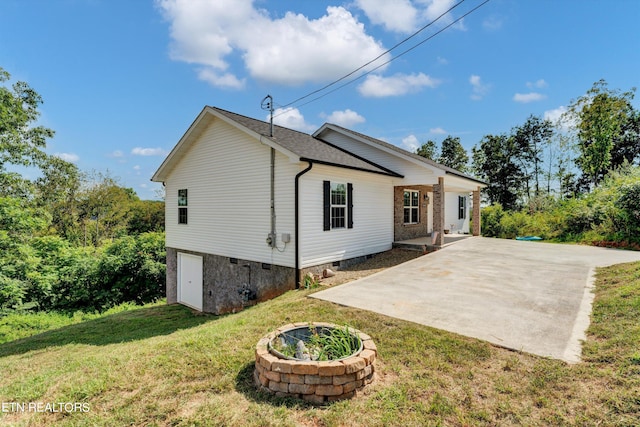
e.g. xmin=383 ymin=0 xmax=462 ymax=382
xmin=254 ymin=322 xmax=377 ymax=404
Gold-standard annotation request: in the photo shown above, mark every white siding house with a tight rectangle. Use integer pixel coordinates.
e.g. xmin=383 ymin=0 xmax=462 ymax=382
xmin=152 ymin=106 xmax=485 ymax=314
xmin=164 ymin=115 xmax=297 ymax=268
xmin=299 ymin=164 xmax=395 ymax=268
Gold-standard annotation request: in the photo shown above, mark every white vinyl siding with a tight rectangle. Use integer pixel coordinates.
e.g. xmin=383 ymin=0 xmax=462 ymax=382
xmin=299 ymin=164 xmax=394 ymax=268
xmin=445 ymin=192 xmax=470 ymax=234
xmin=165 ymin=118 xmax=297 ymax=267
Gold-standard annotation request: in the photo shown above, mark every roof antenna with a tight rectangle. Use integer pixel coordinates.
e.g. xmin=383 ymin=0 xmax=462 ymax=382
xmin=261 ymin=94 xmax=274 ymax=137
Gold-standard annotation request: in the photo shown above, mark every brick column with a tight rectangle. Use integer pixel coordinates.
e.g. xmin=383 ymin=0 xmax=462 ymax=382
xmin=432 ymin=177 xmax=445 ymax=246
xmin=472 ymin=186 xmax=481 ymax=236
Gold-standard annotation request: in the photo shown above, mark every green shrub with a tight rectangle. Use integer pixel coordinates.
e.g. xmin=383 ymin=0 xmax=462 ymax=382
xmin=481 ymin=204 xmax=506 ymax=237
xmin=0 ymin=274 xmax=27 ymax=312
xmin=616 ymin=182 xmax=640 ymax=239
xmin=95 ymin=232 xmax=166 ymax=307
xmin=499 ymin=211 xmax=530 ymax=239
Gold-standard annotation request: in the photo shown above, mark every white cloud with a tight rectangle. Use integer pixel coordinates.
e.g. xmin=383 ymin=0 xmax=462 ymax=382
xmin=429 ymin=127 xmax=447 ymax=135
xmin=469 ymin=74 xmax=490 ymax=100
xmin=358 ymin=72 xmax=440 ymax=97
xmin=325 ymin=109 xmax=365 ymax=127
xmin=401 ymin=134 xmax=420 ymax=152
xmin=355 ymin=0 xmax=418 ymax=33
xmin=526 ymin=79 xmax=548 ymax=89
xmin=513 ymin=92 xmax=547 ymax=103
xmin=544 ymin=106 xmax=575 ymax=131
xmin=197 ymin=68 xmax=245 ymax=89
xmin=422 ymin=0 xmax=466 ymax=30
xmin=131 ymin=147 xmax=168 ymax=156
xmin=543 ymin=106 xmax=566 ymax=123
xmin=271 ymin=108 xmax=316 ymax=133
xmin=355 ymin=0 xmax=465 ymax=34
xmin=436 ymin=56 xmax=448 ymax=65
xmin=133 ymin=165 xmax=141 ymax=170
xmin=157 ymin=1 xmax=389 ymax=87
xmin=482 ymin=15 xmax=503 ymax=31
xmin=109 ymin=150 xmax=124 ymax=158
xmin=54 ymin=152 xmax=79 ymax=163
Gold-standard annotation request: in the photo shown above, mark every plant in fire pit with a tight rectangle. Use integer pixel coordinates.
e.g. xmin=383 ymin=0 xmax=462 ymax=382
xmin=271 ymin=324 xmax=361 ymax=361
xmin=256 ymin=322 xmax=377 ymax=403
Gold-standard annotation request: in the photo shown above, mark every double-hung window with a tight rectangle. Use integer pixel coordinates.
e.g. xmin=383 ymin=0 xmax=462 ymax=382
xmin=458 ymin=195 xmax=466 ymax=220
xmin=178 ymin=189 xmax=188 ymax=224
xmin=403 ymin=190 xmax=419 ymax=224
xmin=330 ymin=183 xmax=347 ymax=229
xmin=323 ymin=181 xmax=353 ymax=231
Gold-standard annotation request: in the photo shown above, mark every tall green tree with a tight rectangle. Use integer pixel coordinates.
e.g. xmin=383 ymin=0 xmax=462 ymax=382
xmin=512 ymin=115 xmax=554 ymax=198
xmin=415 ymin=140 xmax=437 ymax=160
xmin=610 ymin=107 xmax=640 ymax=168
xmin=438 ymin=135 xmax=469 ymax=172
xmin=34 ymin=157 xmax=82 ymax=242
xmin=78 ymin=172 xmax=139 ymax=245
xmin=0 ymin=67 xmax=54 ymax=172
xmin=472 ymin=134 xmax=525 ymax=210
xmin=566 ymin=79 xmax=636 ymax=187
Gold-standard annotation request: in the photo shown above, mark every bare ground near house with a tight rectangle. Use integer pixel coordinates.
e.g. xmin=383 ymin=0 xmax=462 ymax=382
xmin=318 ymin=248 xmax=425 ymax=286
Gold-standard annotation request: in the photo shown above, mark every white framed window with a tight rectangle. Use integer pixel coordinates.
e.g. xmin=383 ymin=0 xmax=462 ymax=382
xmin=323 ymin=181 xmax=353 ymax=231
xmin=403 ymin=190 xmax=419 ymax=224
xmin=331 ymin=182 xmax=347 ymax=229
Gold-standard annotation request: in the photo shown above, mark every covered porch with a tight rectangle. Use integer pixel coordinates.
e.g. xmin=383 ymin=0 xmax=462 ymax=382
xmin=393 ymin=176 xmax=482 ymax=248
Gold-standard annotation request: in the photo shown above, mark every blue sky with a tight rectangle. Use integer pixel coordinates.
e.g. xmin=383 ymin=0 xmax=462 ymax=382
xmin=1 ymin=0 xmax=638 ymax=199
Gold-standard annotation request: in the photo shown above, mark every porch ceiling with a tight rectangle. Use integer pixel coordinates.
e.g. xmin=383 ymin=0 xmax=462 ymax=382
xmin=443 ymin=174 xmax=485 ymax=192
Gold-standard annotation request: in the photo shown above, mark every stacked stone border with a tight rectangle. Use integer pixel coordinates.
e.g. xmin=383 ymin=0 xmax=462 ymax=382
xmin=254 ymin=322 xmax=377 ymax=404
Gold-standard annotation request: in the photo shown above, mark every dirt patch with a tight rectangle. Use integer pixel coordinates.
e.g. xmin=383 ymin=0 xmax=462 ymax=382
xmin=319 ymin=249 xmax=425 ymax=287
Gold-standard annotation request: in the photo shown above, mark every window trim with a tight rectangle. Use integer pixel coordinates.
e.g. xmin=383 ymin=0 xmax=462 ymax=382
xmin=178 ymin=189 xmax=188 ymax=224
xmin=323 ymin=181 xmax=353 ymax=231
xmin=330 ymin=182 xmax=347 ymax=229
xmin=403 ymin=189 xmax=420 ymax=225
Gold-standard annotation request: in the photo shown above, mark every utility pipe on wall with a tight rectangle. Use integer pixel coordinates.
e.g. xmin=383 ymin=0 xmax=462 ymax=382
xmin=268 ymin=147 xmax=276 ymax=247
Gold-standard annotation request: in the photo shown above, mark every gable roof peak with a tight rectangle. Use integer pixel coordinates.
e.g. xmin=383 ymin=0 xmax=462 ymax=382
xmin=315 ymin=122 xmax=486 ymax=185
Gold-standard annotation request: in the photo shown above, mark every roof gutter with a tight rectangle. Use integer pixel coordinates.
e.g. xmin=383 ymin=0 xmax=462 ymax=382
xmin=294 ymin=161 xmax=313 ymax=288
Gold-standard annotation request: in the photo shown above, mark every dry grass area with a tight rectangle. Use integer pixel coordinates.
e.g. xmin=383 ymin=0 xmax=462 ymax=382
xmin=1 ymin=251 xmax=639 ymax=426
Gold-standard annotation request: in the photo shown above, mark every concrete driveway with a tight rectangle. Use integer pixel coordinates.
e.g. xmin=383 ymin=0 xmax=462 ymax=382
xmin=311 ymin=237 xmax=640 ymax=363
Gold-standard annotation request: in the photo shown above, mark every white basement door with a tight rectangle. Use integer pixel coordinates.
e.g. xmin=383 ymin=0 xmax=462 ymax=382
xmin=177 ymin=252 xmax=203 ymax=311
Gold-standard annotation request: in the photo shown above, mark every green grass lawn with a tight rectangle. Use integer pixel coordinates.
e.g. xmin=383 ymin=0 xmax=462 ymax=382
xmin=1 ymin=261 xmax=640 ymax=426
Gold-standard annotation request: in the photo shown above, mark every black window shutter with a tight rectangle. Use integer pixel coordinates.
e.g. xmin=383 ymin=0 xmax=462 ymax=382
xmin=347 ymin=183 xmax=353 ymax=229
xmin=323 ymin=180 xmax=331 ymax=231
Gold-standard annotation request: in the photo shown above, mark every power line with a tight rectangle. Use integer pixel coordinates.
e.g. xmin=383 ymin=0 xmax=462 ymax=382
xmin=274 ymin=0 xmax=491 ymax=118
xmin=279 ymin=0 xmax=468 ymax=110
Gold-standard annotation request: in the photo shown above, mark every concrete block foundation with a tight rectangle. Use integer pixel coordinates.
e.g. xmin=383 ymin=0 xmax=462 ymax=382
xmin=166 ymin=247 xmax=296 ymax=314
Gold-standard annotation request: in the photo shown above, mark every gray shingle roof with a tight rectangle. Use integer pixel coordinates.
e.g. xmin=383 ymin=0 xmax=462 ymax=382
xmin=318 ymin=123 xmax=486 ymax=185
xmin=210 ymin=107 xmax=401 ymax=177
